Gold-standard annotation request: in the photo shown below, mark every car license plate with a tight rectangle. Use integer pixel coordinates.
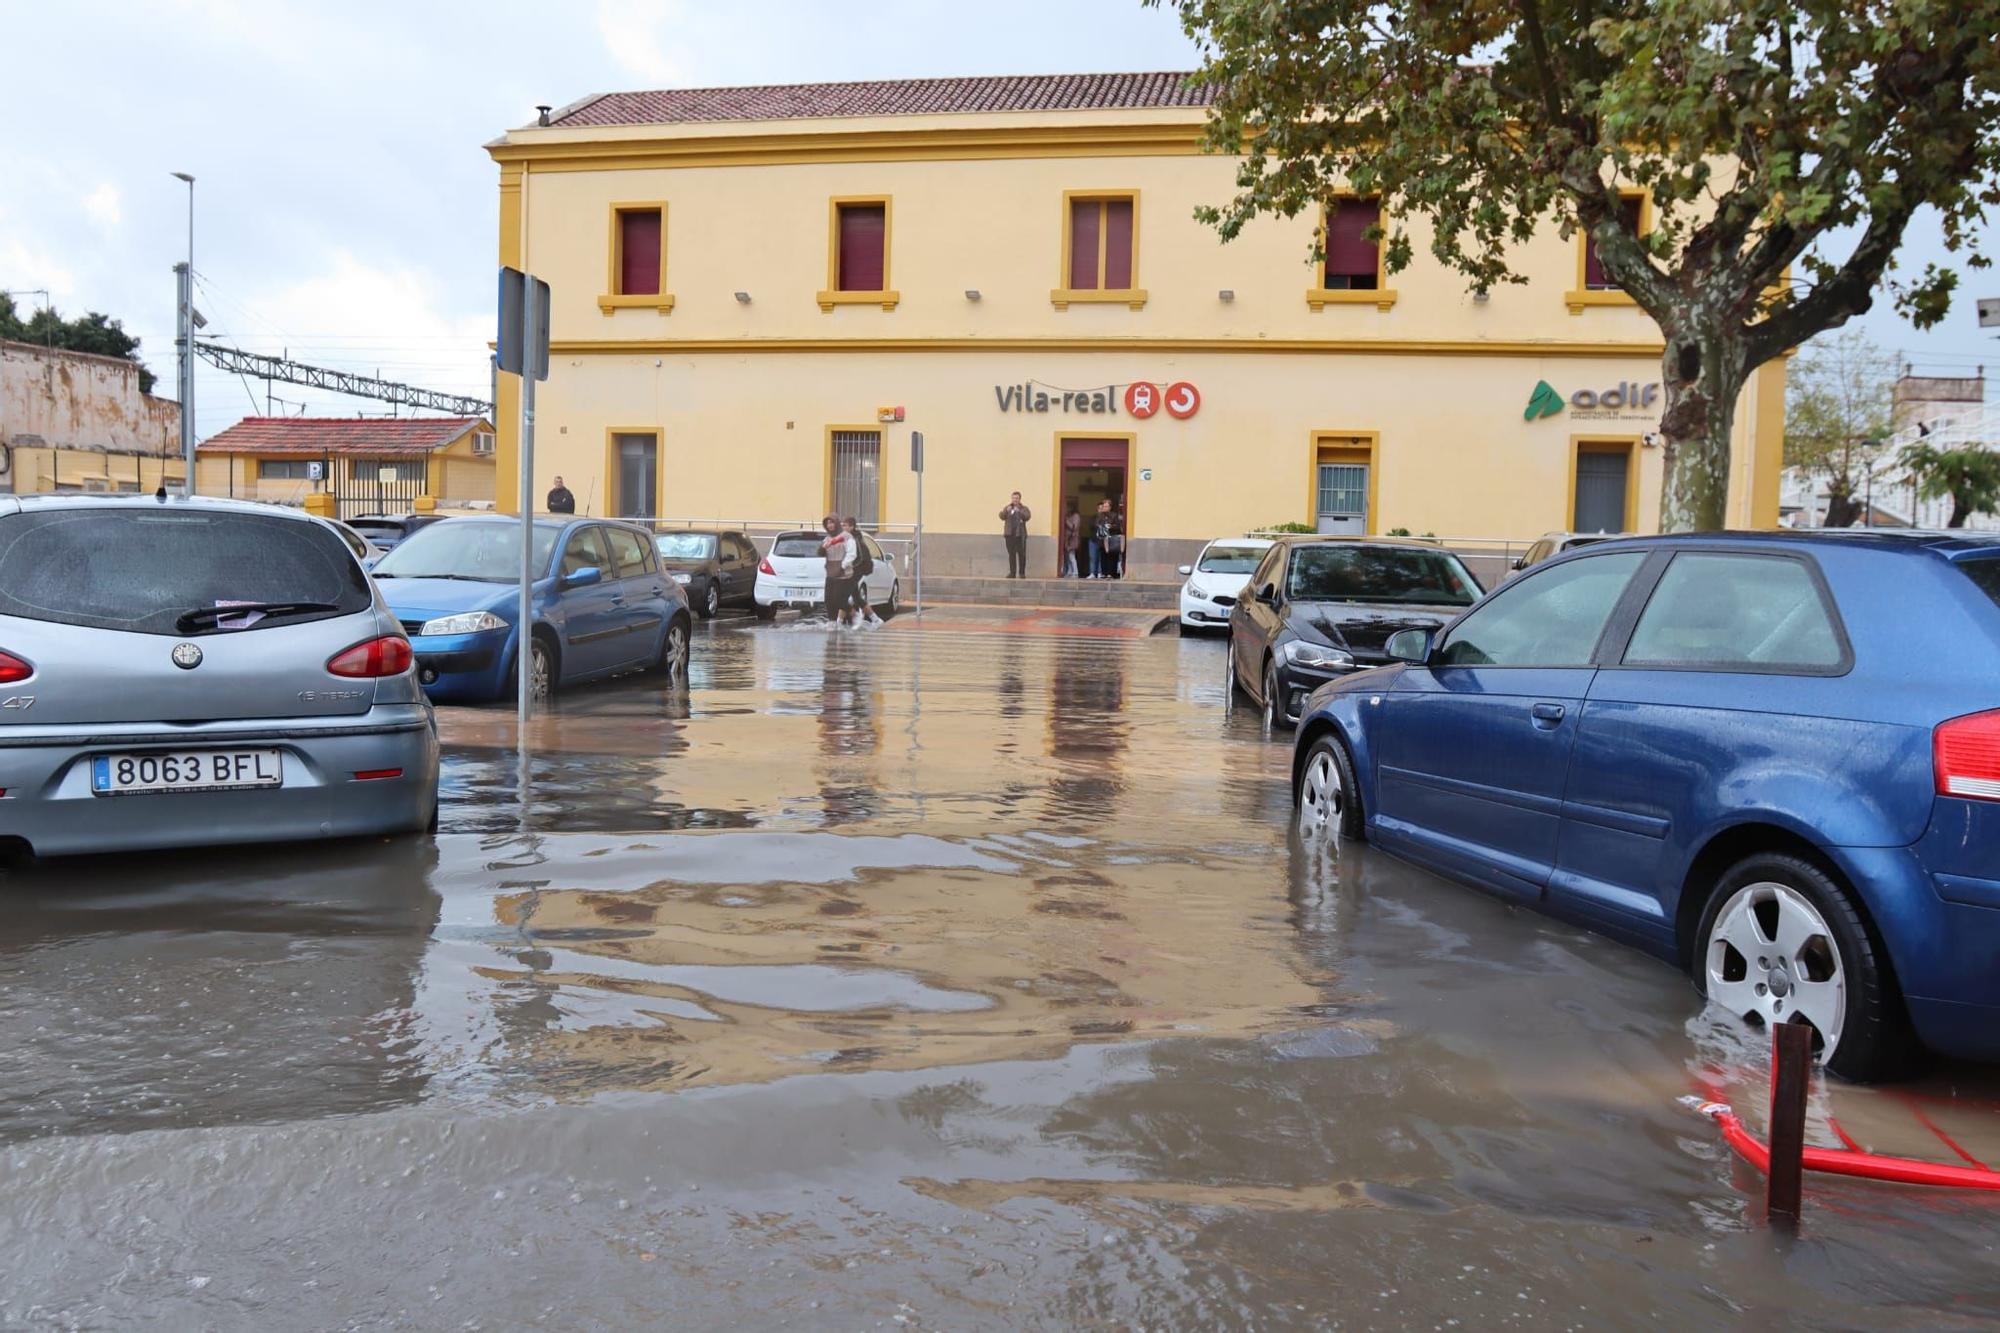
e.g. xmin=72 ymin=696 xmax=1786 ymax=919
xmin=787 ymin=587 xmax=820 ymax=602
xmin=91 ymin=749 xmax=283 ymax=796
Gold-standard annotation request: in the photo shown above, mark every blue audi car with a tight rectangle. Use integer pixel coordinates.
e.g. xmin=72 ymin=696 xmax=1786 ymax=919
xmin=1290 ymin=530 xmax=2000 ymax=1082
xmin=371 ymin=516 xmax=690 ymax=703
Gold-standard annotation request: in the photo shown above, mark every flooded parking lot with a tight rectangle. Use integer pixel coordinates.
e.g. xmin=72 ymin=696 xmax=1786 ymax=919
xmin=4 ymin=610 xmax=1999 ymax=1328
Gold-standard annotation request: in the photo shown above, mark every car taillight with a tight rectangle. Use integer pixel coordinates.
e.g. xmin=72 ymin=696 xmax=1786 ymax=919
xmin=759 ymin=558 xmax=776 ymax=576
xmin=1935 ymin=710 xmax=2000 ymax=802
xmin=327 ymin=635 xmax=414 ymax=679
xmin=0 ymin=651 xmax=33 ymax=684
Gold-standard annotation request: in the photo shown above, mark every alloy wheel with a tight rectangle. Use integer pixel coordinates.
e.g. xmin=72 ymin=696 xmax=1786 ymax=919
xmin=1263 ymin=662 xmax=1280 ymax=729
xmin=703 ymin=583 xmax=720 ymax=618
xmin=665 ymin=620 xmax=690 ymax=676
xmin=1297 ymin=748 xmax=1344 ymax=839
xmin=529 ymin=641 xmax=553 ymax=703
xmin=1704 ymin=880 xmax=1847 ymax=1060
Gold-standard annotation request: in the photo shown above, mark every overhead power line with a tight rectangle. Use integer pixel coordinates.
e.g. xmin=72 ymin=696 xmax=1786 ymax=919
xmin=192 ymin=340 xmax=493 ymax=418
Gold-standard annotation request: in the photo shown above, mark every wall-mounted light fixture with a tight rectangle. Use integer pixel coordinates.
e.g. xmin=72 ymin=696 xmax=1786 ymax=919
xmin=1218 ymin=289 xmax=1235 ymax=302
xmin=964 ymin=289 xmax=982 ymax=302
xmin=734 ymin=291 xmax=752 ymax=304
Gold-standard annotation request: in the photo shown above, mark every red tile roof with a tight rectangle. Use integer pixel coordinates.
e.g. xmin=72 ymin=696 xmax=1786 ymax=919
xmin=550 ymin=72 xmax=1212 ymax=128
xmin=198 ymin=416 xmax=490 ymax=456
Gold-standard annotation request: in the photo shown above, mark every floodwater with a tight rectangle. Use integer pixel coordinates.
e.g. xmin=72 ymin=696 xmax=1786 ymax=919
xmin=4 ymin=608 xmax=1998 ymax=1328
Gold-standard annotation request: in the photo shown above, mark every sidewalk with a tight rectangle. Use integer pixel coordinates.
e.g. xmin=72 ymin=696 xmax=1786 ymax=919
xmin=912 ymin=574 xmax=1178 ymax=610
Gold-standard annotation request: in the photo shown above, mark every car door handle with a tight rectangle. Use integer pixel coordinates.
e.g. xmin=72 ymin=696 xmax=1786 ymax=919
xmin=1531 ymin=702 xmax=1566 ymax=728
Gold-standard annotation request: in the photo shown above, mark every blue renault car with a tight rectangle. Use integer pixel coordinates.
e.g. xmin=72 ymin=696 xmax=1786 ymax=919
xmin=1290 ymin=530 xmax=2000 ymax=1082
xmin=371 ymin=516 xmax=691 ymax=703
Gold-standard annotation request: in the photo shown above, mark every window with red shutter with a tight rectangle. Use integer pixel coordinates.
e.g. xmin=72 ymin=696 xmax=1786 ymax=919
xmin=1323 ymin=198 xmax=1380 ymax=290
xmin=836 ymin=203 xmax=886 ymax=292
xmin=1583 ymin=195 xmax=1644 ymax=291
xmin=617 ymin=208 xmax=662 ymax=296
xmin=1066 ymin=195 xmax=1137 ymax=292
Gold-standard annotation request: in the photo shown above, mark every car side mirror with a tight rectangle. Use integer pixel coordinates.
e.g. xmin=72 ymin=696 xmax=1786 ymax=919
xmin=1510 ymin=557 xmax=1525 ymax=570
xmin=1386 ymin=628 xmax=1435 ymax=664
xmin=1177 ymin=564 xmax=1193 ymax=576
xmin=1256 ymin=583 xmax=1279 ymax=606
xmin=564 ymin=566 xmax=603 ymax=588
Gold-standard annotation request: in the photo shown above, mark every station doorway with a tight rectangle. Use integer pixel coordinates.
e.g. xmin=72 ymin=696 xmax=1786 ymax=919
xmin=1056 ymin=436 xmax=1130 ymax=576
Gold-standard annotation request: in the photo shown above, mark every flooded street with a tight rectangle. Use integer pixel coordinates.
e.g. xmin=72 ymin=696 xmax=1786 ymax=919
xmin=5 ymin=610 xmax=1999 ymax=1328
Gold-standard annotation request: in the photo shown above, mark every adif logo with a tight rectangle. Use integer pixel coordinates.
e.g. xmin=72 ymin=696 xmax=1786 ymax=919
xmin=1524 ymin=380 xmax=1565 ymax=420
xmin=1525 ymin=379 xmax=1662 ymax=421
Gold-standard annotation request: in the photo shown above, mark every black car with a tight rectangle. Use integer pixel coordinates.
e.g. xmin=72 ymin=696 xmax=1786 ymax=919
xmin=653 ymin=528 xmax=760 ymax=619
xmin=347 ymin=512 xmax=446 ymax=555
xmin=1227 ymin=536 xmax=1484 ymax=728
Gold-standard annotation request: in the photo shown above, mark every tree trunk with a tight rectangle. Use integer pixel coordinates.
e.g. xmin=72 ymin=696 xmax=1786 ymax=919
xmin=1823 ymin=490 xmax=1858 ymax=528
xmin=1656 ymin=332 xmax=1747 ymax=532
xmin=1950 ymin=495 xmax=1969 ymax=528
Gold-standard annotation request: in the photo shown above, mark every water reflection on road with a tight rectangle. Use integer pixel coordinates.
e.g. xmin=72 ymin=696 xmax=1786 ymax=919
xmin=3 ymin=614 xmax=1997 ymax=1327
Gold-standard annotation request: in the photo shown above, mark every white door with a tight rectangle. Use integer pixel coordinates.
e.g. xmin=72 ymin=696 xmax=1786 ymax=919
xmin=1316 ymin=462 xmax=1369 ymax=535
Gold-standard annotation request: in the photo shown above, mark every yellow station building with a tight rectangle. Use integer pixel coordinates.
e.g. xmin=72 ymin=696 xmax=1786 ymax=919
xmin=485 ymin=72 xmax=1783 ymax=575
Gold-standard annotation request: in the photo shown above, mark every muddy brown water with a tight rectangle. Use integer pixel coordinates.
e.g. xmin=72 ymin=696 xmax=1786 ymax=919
xmin=4 ymin=615 xmax=1998 ymax=1328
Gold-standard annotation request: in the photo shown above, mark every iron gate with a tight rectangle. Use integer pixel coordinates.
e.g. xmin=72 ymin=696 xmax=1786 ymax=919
xmin=334 ymin=454 xmax=426 ymax=519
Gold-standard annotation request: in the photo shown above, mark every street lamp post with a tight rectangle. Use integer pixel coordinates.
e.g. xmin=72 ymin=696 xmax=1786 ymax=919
xmin=171 ymin=172 xmax=195 ymax=496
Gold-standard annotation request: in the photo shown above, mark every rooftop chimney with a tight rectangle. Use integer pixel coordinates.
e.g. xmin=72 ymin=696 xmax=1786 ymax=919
xmin=536 ymin=104 xmax=552 ymax=127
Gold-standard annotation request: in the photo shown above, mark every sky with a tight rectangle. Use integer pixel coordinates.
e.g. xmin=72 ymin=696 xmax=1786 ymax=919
xmin=3 ymin=0 xmax=1993 ymax=442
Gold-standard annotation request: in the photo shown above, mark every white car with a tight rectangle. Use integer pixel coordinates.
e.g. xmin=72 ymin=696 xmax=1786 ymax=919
xmin=1177 ymin=537 xmax=1273 ymax=632
xmin=754 ymin=529 xmax=902 ymax=620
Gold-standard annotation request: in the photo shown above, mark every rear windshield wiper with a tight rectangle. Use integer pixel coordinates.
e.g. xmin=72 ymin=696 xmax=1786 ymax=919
xmin=175 ymin=601 xmax=338 ymax=631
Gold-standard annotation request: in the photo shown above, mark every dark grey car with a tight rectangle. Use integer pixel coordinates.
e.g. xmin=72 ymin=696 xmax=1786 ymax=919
xmin=653 ymin=529 xmax=759 ymax=619
xmin=0 ymin=495 xmax=439 ymax=858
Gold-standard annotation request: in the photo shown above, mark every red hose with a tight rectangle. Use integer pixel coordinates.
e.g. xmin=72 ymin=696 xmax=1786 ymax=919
xmin=1693 ymin=1100 xmax=2000 ymax=1192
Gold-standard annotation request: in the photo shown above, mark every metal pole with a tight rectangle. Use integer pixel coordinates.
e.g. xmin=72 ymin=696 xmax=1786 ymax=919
xmin=171 ymin=173 xmax=196 ymax=496
xmin=1766 ymin=1023 xmax=1812 ymax=1224
xmin=515 ymin=276 xmax=538 ymax=732
xmin=915 ymin=436 xmax=925 ymax=616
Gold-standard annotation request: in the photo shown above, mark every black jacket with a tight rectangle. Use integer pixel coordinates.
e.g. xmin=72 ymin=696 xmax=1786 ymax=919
xmin=546 ymin=486 xmax=576 ymax=515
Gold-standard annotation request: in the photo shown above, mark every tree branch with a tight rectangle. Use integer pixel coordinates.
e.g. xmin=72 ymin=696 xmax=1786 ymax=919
xmin=1746 ymin=207 xmax=1914 ymax=363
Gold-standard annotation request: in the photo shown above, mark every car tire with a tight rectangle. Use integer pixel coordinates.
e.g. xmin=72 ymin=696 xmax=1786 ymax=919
xmin=525 ymin=635 xmax=556 ymax=705
xmin=1693 ymin=852 xmax=1916 ymax=1083
xmin=1296 ymin=732 xmax=1364 ymax=844
xmin=655 ymin=615 xmax=691 ymax=677
xmin=1263 ymin=659 xmax=1292 ymax=731
xmin=700 ymin=582 xmax=720 ymax=620
xmin=1225 ymin=641 xmax=1242 ymax=701
xmin=753 ymin=602 xmax=777 ymax=622
xmin=880 ymin=580 xmax=899 ymax=619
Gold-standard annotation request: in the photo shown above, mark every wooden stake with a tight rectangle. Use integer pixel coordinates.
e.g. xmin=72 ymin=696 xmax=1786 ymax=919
xmin=1767 ymin=1022 xmax=1813 ymax=1222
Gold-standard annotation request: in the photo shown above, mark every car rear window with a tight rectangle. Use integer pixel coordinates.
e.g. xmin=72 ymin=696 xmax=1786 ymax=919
xmin=1623 ymin=553 xmax=1844 ymax=670
xmin=0 ymin=508 xmax=371 ymax=636
xmin=1962 ymin=558 xmax=2000 ymax=610
xmin=772 ymin=534 xmax=825 ymax=558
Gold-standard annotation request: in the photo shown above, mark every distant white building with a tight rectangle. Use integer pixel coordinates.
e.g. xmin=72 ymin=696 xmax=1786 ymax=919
xmin=1781 ymin=370 xmax=1995 ymax=531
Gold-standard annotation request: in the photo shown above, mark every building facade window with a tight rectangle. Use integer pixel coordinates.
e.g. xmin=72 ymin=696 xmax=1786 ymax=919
xmin=1570 ymin=439 xmax=1638 ymax=532
xmin=819 ymin=198 xmax=898 ymax=310
xmin=1308 ymin=197 xmax=1397 ymax=310
xmin=599 ymin=203 xmax=675 ymax=313
xmin=1567 ymin=193 xmax=1646 ymax=312
xmin=257 ymin=459 xmax=314 ymax=480
xmin=828 ymin=428 xmax=883 ymax=526
xmin=355 ymin=459 xmax=426 ymax=483
xmin=1053 ymin=192 xmax=1146 ymax=309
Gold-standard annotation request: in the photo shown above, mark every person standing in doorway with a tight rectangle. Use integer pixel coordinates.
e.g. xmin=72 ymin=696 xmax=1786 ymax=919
xmin=1107 ymin=502 xmax=1127 ymax=580
xmin=999 ymin=492 xmax=1031 ymax=579
xmin=546 ymin=475 xmax=576 ymax=515
xmin=819 ymin=513 xmax=857 ymax=627
xmin=1089 ymin=499 xmax=1112 ymax=579
xmin=842 ymin=516 xmax=883 ymax=626
xmin=1061 ymin=501 xmax=1081 ymax=578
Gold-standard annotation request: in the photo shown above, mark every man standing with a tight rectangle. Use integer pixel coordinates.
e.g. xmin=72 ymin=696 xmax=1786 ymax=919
xmin=819 ymin=513 xmax=857 ymax=627
xmin=1088 ymin=499 xmax=1113 ymax=579
xmin=546 ymin=475 xmax=576 ymax=515
xmin=999 ymin=492 xmax=1031 ymax=579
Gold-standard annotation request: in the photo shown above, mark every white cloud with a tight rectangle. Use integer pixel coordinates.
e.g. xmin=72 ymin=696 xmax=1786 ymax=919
xmin=594 ymin=0 xmax=689 ymax=85
xmin=82 ymin=183 xmax=122 ymax=229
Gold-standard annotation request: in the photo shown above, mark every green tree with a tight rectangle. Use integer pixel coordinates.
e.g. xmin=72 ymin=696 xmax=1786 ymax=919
xmin=1898 ymin=443 xmax=2000 ymax=528
xmin=1153 ymin=0 xmax=2000 ymax=531
xmin=1783 ymin=329 xmax=1896 ymax=526
xmin=0 ymin=292 xmax=156 ymax=393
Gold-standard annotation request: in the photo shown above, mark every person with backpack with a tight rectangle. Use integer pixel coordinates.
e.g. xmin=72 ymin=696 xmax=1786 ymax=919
xmin=842 ymin=516 xmax=883 ymax=625
xmin=819 ymin=513 xmax=857 ymax=628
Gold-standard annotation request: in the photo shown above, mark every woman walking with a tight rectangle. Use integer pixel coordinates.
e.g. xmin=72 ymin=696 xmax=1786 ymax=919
xmin=1061 ymin=501 xmax=1081 ymax=578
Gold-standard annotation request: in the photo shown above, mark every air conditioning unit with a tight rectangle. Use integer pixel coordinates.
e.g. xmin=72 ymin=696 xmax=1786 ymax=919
xmin=472 ymin=432 xmax=495 ymax=456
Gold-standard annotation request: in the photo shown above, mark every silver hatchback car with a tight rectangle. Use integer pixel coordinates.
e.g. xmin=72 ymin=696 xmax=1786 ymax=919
xmin=0 ymin=494 xmax=439 ymax=858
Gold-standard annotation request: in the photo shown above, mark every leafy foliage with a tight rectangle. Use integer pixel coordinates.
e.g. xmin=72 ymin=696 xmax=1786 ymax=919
xmin=0 ymin=292 xmax=156 ymax=393
xmin=1898 ymin=443 xmax=2000 ymax=529
xmin=1783 ymin=329 xmax=1897 ymax=526
xmin=1154 ymin=0 xmax=2000 ymax=530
